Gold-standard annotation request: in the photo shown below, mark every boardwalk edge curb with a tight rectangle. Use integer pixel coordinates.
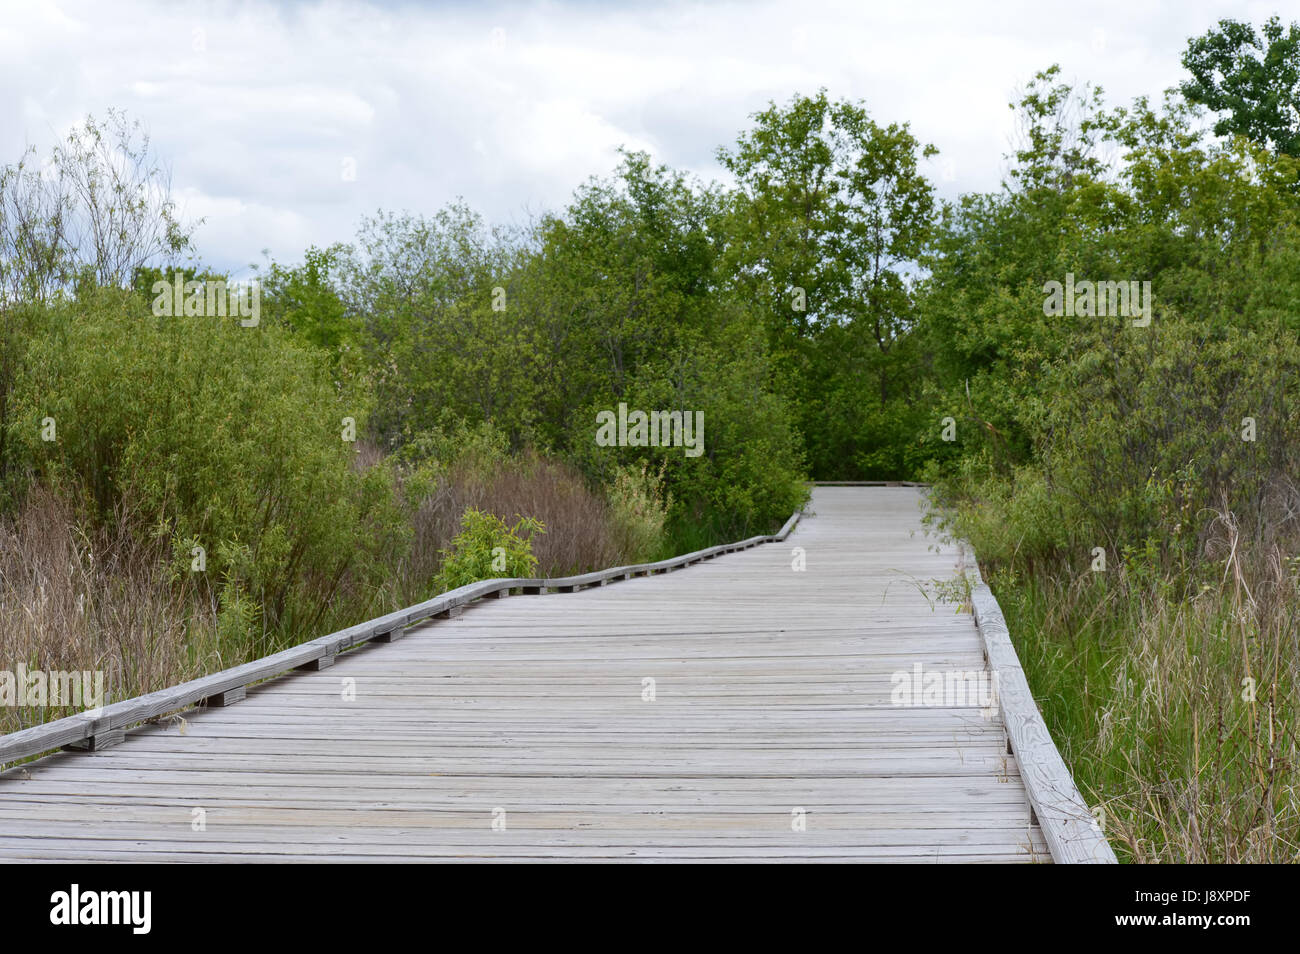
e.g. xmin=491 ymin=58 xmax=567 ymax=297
xmin=957 ymin=542 xmax=1119 ymax=864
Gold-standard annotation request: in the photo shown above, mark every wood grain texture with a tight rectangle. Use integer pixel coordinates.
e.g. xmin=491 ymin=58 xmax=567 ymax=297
xmin=0 ymin=487 xmax=1105 ymax=863
xmin=959 ymin=546 xmax=1117 ymax=864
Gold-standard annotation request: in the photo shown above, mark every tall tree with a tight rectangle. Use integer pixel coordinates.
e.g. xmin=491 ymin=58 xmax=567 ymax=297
xmin=1181 ymin=15 xmax=1300 ymax=156
xmin=717 ymin=90 xmax=938 ymax=478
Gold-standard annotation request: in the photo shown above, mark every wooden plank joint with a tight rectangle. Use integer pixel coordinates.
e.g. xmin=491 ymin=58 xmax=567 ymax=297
xmin=201 ymin=687 xmax=246 ymax=707
xmin=64 ymin=729 xmax=125 ymax=752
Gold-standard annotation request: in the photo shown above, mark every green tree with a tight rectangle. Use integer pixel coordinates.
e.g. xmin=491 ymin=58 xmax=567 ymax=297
xmin=0 ymin=112 xmax=195 ymax=498
xmin=524 ymin=151 xmax=808 ymax=536
xmin=717 ymin=90 xmax=939 ymax=478
xmin=258 ymin=245 xmax=360 ymax=360
xmin=1181 ymin=15 xmax=1300 ymax=156
xmin=333 ymin=205 xmax=535 ymax=449
xmin=7 ymin=285 xmax=405 ymax=640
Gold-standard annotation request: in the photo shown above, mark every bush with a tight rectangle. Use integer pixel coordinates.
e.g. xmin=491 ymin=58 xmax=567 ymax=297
xmin=4 ymin=286 xmax=408 ymax=640
xmin=401 ymin=449 xmax=624 ymax=599
xmin=929 ymin=311 xmax=1300 ymax=580
xmin=607 ymin=461 xmax=671 ymax=562
xmin=432 ymin=508 xmax=544 ymax=591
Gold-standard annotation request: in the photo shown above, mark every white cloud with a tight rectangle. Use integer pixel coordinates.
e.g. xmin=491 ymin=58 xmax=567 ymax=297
xmin=0 ymin=0 xmax=1281 ymax=277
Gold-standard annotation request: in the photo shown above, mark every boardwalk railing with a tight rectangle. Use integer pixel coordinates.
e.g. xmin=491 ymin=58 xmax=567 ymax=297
xmin=0 ymin=508 xmax=804 ymax=767
xmin=958 ymin=544 xmax=1118 ymax=864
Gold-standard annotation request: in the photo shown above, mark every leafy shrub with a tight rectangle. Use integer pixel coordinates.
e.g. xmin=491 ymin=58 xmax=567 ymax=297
xmin=432 ymin=507 xmax=544 ymax=591
xmin=607 ymin=461 xmax=671 ymax=562
xmin=4 ymin=286 xmax=408 ymax=640
xmin=402 ymin=450 xmax=622 ymax=600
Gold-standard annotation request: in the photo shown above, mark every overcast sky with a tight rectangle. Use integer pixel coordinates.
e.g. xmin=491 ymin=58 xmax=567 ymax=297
xmin=2 ymin=0 xmax=1283 ymax=278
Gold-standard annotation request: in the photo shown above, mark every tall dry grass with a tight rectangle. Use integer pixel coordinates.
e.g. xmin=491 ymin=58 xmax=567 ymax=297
xmin=0 ymin=486 xmax=220 ymax=736
xmin=987 ymin=506 xmax=1300 ymax=862
xmin=400 ymin=451 xmax=623 ymax=603
xmin=2 ymin=448 xmax=672 ymax=737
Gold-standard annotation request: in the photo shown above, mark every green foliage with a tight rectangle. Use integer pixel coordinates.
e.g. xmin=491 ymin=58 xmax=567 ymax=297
xmin=1031 ymin=319 xmax=1300 ymax=568
xmin=331 ymin=205 xmax=535 ymax=449
xmin=4 ymin=284 xmax=406 ymax=638
xmin=433 ymin=508 xmax=544 ymax=591
xmin=537 ymin=153 xmax=808 ymax=534
xmin=717 ymin=89 xmax=939 ymax=479
xmin=519 ymin=151 xmax=723 ymax=453
xmin=0 ymin=110 xmax=198 ymax=506
xmin=395 ymin=416 xmax=511 ymax=479
xmin=923 ymin=63 xmax=1300 ymax=568
xmin=258 ymin=245 xmax=361 ymax=360
xmin=1181 ymin=15 xmax=1300 ymax=156
xmin=606 ymin=461 xmax=671 ymax=563
xmin=919 ymin=61 xmax=1300 ymax=861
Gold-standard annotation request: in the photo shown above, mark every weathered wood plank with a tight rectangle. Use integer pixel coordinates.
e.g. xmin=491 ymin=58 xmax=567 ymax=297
xmin=200 ymin=687 xmax=246 ymax=708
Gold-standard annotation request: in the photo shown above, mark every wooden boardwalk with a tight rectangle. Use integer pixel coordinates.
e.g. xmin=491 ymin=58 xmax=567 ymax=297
xmin=0 ymin=486 xmax=1089 ymax=863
